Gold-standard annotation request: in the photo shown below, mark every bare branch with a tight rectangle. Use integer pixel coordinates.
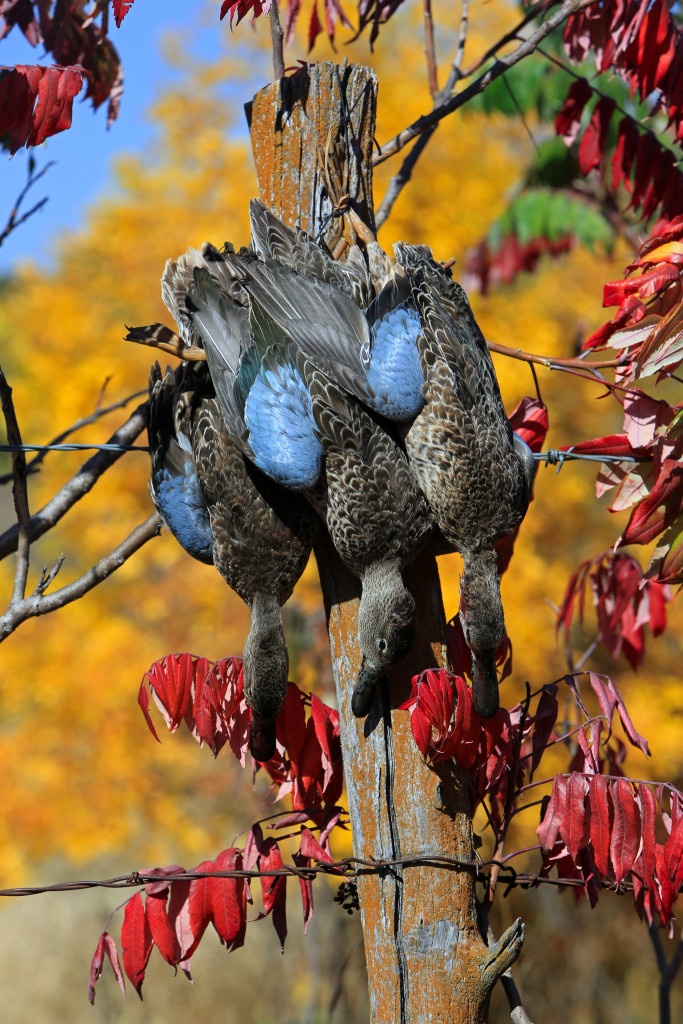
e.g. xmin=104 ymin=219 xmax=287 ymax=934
xmin=449 ymin=0 xmax=469 ymax=86
xmin=648 ymin=924 xmax=683 ymax=1024
xmin=0 ymin=513 xmax=162 ymax=642
xmin=269 ymin=0 xmax=285 ymax=80
xmin=423 ymin=0 xmax=438 ymax=95
xmin=373 ymin=0 xmax=597 ymax=167
xmin=0 ymin=157 xmax=54 ymax=249
xmin=0 ymin=387 xmax=146 ymax=485
xmin=0 ymin=402 xmax=148 ymax=561
xmin=0 ymin=369 xmax=31 ymax=606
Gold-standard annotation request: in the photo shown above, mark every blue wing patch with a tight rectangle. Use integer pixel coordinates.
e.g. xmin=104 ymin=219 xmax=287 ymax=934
xmin=153 ymin=460 xmax=214 ymax=564
xmin=364 ymin=305 xmax=424 ymax=420
xmin=245 ymin=363 xmax=324 ymax=490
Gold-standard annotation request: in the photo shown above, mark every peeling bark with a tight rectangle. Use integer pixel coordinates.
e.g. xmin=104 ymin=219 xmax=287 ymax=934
xmin=247 ymin=61 xmax=521 ymax=1023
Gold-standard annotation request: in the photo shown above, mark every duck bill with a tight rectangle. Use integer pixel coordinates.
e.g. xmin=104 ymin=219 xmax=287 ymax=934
xmin=351 ymin=656 xmax=386 ymax=718
xmin=250 ymin=713 xmax=277 ymax=763
xmin=471 ymin=654 xmax=499 ymax=718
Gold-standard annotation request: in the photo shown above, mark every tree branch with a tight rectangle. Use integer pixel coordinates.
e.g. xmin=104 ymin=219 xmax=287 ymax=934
xmin=0 ymin=402 xmax=148 ymax=561
xmin=0 ymin=369 xmax=31 ymax=606
xmin=423 ymin=0 xmax=438 ymax=96
xmin=373 ymin=0 xmax=597 ymax=167
xmin=269 ymin=0 xmax=285 ymax=80
xmin=0 ymin=156 xmax=54 ymax=249
xmin=0 ymin=513 xmax=162 ymax=642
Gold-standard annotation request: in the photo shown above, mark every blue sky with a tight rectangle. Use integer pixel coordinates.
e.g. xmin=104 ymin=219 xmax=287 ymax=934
xmin=0 ymin=1 xmax=254 ymax=273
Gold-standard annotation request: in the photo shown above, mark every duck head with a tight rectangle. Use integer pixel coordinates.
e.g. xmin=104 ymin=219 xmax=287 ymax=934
xmin=243 ymin=592 xmax=289 ymax=762
xmin=352 ymin=563 xmax=416 ymax=718
xmin=459 ymin=548 xmax=505 ymax=718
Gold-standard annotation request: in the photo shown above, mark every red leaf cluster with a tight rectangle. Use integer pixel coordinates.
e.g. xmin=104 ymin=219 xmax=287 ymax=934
xmin=0 ymin=64 xmax=84 ymax=154
xmin=465 ymin=232 xmax=574 ymax=295
xmin=555 ymin=2 xmax=683 ymax=229
xmin=557 ymin=552 xmax=671 ymax=669
xmin=585 ymin=218 xmax=683 ymax=368
xmin=399 ymin=669 xmax=514 ymax=806
xmin=356 ymin=0 xmax=406 ymax=47
xmin=139 ymin=656 xmax=343 ymax=817
xmin=89 ymin=848 xmax=250 ymax=1001
xmin=138 ymin=653 xmax=248 ymax=760
xmin=88 ymin=804 xmax=347 ymax=1003
xmin=221 ymin=0 xmax=352 ymax=51
xmin=564 ymin=0 xmax=683 ymax=143
xmin=537 ymin=773 xmax=683 ymax=926
xmin=0 ymin=2 xmax=124 ymax=134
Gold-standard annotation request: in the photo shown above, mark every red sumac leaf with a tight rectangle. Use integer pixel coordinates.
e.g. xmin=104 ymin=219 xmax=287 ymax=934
xmin=610 ymin=779 xmax=640 ymax=883
xmin=188 ymin=860 xmax=215 ymax=953
xmin=530 ymin=686 xmax=558 ymax=779
xmin=121 ymin=893 xmax=153 ymax=998
xmin=578 ymin=96 xmax=615 ymax=175
xmin=664 ymin=812 xmax=683 ymax=896
xmin=88 ymin=931 xmax=126 ymax=1004
xmin=257 ymin=838 xmax=287 ymax=950
xmin=145 ymin=892 xmax=180 ymax=966
xmin=299 ymin=827 xmax=335 ymax=866
xmin=508 ymin=395 xmax=549 ymax=453
xmin=561 ymin=772 xmax=590 ymax=862
xmin=211 ymin=848 xmax=247 ymax=952
xmin=633 ymin=783 xmax=657 ymax=890
xmin=292 ymin=851 xmax=314 ymax=933
xmin=112 ymin=0 xmax=134 ymax=27
xmin=589 ymin=774 xmax=613 ymax=877
xmin=655 ymin=843 xmax=675 ymax=923
xmin=27 ymin=65 xmax=84 ymax=147
xmin=555 ymin=77 xmax=593 ymax=146
xmin=537 ymin=775 xmax=568 ymax=853
xmin=166 ymin=879 xmax=194 ymax=972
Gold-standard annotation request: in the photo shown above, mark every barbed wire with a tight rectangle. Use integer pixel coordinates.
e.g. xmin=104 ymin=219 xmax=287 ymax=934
xmin=0 ymin=442 xmax=649 ymax=469
xmin=0 ymin=853 xmax=637 ymax=899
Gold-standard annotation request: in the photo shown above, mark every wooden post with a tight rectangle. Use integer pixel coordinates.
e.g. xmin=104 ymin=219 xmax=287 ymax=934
xmin=247 ymin=62 xmax=523 ymax=1024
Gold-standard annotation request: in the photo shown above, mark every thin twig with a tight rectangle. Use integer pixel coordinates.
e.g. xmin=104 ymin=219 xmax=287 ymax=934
xmin=450 ymin=0 xmax=469 ymax=84
xmin=0 ymin=388 xmax=146 ymax=485
xmin=423 ymin=0 xmax=438 ymax=95
xmin=0 ymin=157 xmax=54 ymax=248
xmin=648 ymin=924 xmax=683 ymax=1024
xmin=373 ymin=0 xmax=597 ymax=167
xmin=0 ymin=513 xmax=162 ymax=642
xmin=0 ymin=402 xmax=148 ymax=561
xmin=487 ymin=339 xmax=626 ymax=372
xmin=269 ymin=0 xmax=285 ymax=80
xmin=0 ymin=369 xmax=31 ymax=606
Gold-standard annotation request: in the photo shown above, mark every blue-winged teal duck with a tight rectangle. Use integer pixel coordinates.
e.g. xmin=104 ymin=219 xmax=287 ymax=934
xmin=147 ymin=340 xmax=317 ymax=762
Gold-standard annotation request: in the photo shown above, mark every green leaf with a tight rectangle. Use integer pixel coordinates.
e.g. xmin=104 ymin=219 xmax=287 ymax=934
xmin=488 ymin=187 xmax=614 ymax=253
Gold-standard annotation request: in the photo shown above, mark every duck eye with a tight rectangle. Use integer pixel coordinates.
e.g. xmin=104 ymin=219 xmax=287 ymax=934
xmin=378 ymin=638 xmax=387 ymax=653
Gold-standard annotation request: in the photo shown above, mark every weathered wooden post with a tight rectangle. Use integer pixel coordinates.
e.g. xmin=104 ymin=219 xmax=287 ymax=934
xmin=246 ymin=62 xmax=523 ymax=1024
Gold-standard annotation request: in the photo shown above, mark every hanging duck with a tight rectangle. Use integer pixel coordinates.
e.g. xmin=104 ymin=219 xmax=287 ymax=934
xmin=146 ymin=319 xmax=318 ymax=763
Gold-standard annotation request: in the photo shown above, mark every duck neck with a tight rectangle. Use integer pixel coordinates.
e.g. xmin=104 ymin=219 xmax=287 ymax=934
xmin=248 ymin=591 xmax=283 ymax=633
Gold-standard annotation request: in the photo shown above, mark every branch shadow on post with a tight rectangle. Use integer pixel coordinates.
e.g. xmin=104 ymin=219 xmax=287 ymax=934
xmin=246 ymin=61 xmax=523 ymax=1024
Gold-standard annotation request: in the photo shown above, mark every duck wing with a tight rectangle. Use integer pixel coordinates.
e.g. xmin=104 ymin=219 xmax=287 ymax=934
xmin=147 ymin=361 xmax=214 ymax=565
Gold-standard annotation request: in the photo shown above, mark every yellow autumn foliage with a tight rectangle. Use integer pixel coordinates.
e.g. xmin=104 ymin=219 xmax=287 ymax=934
xmin=0 ymin=0 xmax=680 ymax=896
